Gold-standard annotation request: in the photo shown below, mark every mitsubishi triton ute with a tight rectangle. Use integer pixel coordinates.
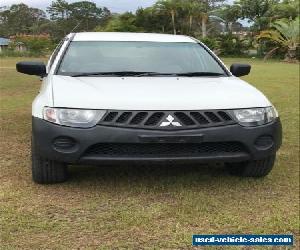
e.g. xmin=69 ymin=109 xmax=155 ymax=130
xmin=16 ymin=32 xmax=282 ymax=184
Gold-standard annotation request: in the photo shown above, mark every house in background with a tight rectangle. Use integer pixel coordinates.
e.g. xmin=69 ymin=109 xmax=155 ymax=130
xmin=0 ymin=36 xmax=27 ymax=52
xmin=0 ymin=37 xmax=10 ymax=52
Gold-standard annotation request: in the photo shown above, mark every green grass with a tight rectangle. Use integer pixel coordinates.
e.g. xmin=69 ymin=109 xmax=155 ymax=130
xmin=0 ymin=57 xmax=299 ymax=249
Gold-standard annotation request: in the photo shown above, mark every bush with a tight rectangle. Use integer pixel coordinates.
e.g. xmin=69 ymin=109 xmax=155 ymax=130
xmin=95 ymin=13 xmax=142 ymax=32
xmin=255 ymin=40 xmax=289 ymax=60
xmin=199 ymin=37 xmax=218 ymax=50
xmin=216 ymin=34 xmax=251 ymax=56
xmin=9 ymin=34 xmax=53 ymax=56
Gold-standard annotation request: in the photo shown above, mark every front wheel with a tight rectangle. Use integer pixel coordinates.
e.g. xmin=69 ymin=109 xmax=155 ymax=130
xmin=227 ymin=154 xmax=276 ymax=177
xmin=31 ymin=138 xmax=68 ymax=184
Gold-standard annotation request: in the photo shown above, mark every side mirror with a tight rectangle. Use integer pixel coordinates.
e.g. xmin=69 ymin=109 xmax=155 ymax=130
xmin=16 ymin=61 xmax=46 ymax=77
xmin=230 ymin=63 xmax=251 ymax=77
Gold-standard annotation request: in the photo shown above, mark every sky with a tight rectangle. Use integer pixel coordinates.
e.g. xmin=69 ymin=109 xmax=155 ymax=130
xmin=2 ymin=0 xmax=235 ymax=12
xmin=2 ymin=0 xmax=158 ymax=13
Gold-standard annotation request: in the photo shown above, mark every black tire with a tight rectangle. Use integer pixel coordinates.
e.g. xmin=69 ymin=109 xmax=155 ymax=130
xmin=227 ymin=154 xmax=276 ymax=177
xmin=31 ymin=138 xmax=68 ymax=184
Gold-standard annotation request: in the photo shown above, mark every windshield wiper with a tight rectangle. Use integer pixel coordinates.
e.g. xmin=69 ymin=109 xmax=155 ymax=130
xmin=136 ymin=72 xmax=179 ymax=77
xmin=136 ymin=72 xmax=226 ymax=77
xmin=70 ymin=71 xmax=225 ymax=77
xmin=176 ymin=72 xmax=226 ymax=77
xmin=71 ymin=71 xmax=155 ymax=77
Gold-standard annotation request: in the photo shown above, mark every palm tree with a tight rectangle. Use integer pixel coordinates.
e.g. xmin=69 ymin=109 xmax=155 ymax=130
xmin=182 ymin=0 xmax=203 ymax=34
xmin=257 ymin=17 xmax=300 ymax=61
xmin=196 ymin=0 xmax=226 ymax=38
xmin=155 ymin=0 xmax=181 ymax=34
xmin=198 ymin=0 xmax=212 ymax=38
xmin=213 ymin=4 xmax=241 ymax=33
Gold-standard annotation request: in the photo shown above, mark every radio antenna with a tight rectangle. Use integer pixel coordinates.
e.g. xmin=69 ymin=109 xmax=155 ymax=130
xmin=70 ymin=21 xmax=82 ymax=33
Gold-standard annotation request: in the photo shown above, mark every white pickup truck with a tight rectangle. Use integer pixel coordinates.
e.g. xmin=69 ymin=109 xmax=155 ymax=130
xmin=16 ymin=32 xmax=282 ymax=184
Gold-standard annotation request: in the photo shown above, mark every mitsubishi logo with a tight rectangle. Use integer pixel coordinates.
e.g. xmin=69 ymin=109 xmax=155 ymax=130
xmin=160 ymin=115 xmax=182 ymax=127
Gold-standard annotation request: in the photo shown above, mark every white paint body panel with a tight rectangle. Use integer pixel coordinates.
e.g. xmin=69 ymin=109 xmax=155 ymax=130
xmin=32 ymin=32 xmax=272 ymax=119
xmin=33 ymin=75 xmax=271 ymax=118
xmin=73 ymin=32 xmax=197 ymax=43
xmin=32 ymin=77 xmax=53 ymax=118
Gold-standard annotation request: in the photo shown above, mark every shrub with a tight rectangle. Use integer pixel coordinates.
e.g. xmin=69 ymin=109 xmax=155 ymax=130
xmin=199 ymin=37 xmax=218 ymax=50
xmin=9 ymin=34 xmax=53 ymax=56
xmin=95 ymin=13 xmax=142 ymax=32
xmin=216 ymin=34 xmax=251 ymax=56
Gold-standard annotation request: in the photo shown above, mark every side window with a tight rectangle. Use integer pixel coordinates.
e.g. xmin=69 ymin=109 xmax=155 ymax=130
xmin=48 ymin=40 xmax=64 ymax=70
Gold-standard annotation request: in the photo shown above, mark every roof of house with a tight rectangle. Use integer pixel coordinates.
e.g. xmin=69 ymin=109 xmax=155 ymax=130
xmin=72 ymin=32 xmax=197 ymax=43
xmin=0 ymin=37 xmax=10 ymax=46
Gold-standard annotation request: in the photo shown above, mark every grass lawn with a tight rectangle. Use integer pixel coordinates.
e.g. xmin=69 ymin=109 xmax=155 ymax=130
xmin=0 ymin=57 xmax=299 ymax=249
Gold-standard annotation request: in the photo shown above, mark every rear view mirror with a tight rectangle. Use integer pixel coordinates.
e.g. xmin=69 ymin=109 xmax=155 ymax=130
xmin=230 ymin=64 xmax=251 ymax=77
xmin=16 ymin=61 xmax=46 ymax=77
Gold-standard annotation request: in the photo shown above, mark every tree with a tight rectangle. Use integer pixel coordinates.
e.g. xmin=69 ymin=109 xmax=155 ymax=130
xmin=95 ymin=12 xmax=141 ymax=32
xmin=47 ymin=0 xmax=70 ymax=20
xmin=155 ymin=0 xmax=181 ymax=34
xmin=270 ymin=0 xmax=300 ymax=20
xmin=257 ymin=17 xmax=300 ymax=61
xmin=0 ymin=4 xmax=48 ymax=36
xmin=214 ymin=4 xmax=241 ymax=33
xmin=181 ymin=0 xmax=203 ymax=34
xmin=68 ymin=1 xmax=110 ymax=30
xmin=135 ymin=7 xmax=170 ymax=33
xmin=46 ymin=0 xmax=71 ymax=39
xmin=196 ymin=0 xmax=225 ymax=38
xmin=46 ymin=0 xmax=111 ymax=41
xmin=235 ymin=0 xmax=279 ymax=31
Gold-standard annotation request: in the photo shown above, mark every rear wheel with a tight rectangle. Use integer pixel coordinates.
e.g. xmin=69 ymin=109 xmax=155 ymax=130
xmin=227 ymin=154 xmax=276 ymax=177
xmin=31 ymin=138 xmax=68 ymax=184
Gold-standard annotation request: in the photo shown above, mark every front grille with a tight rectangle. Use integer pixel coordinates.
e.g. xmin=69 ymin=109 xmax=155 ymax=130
xmin=99 ymin=110 xmax=236 ymax=130
xmin=83 ymin=142 xmax=245 ymax=158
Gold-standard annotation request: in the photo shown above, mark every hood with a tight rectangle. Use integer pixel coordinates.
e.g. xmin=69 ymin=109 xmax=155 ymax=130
xmin=51 ymin=76 xmax=271 ymax=110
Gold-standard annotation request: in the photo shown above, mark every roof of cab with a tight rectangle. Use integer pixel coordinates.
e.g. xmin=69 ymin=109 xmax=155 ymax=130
xmin=72 ymin=32 xmax=197 ymax=43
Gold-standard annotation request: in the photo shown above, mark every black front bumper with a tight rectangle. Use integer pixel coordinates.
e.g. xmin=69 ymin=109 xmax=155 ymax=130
xmin=32 ymin=117 xmax=282 ymax=164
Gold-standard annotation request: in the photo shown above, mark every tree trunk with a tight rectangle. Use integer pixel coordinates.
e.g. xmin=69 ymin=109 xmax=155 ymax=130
xmin=201 ymin=16 xmax=207 ymax=38
xmin=285 ymin=47 xmax=297 ymax=62
xmin=189 ymin=15 xmax=193 ymax=34
xmin=264 ymin=47 xmax=279 ymax=61
xmin=171 ymin=10 xmax=176 ymax=35
xmin=228 ymin=22 xmax=233 ymax=34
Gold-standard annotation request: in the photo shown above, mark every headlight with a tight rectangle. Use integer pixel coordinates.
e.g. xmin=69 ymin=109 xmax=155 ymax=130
xmin=232 ymin=107 xmax=278 ymax=126
xmin=43 ymin=107 xmax=106 ymax=128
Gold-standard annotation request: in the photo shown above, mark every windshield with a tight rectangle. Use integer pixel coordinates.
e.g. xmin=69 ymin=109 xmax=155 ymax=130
xmin=57 ymin=41 xmax=227 ymax=76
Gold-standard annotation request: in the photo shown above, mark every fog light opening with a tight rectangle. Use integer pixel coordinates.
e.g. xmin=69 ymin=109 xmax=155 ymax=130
xmin=53 ymin=136 xmax=77 ymax=151
xmin=255 ymin=135 xmax=274 ymax=149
